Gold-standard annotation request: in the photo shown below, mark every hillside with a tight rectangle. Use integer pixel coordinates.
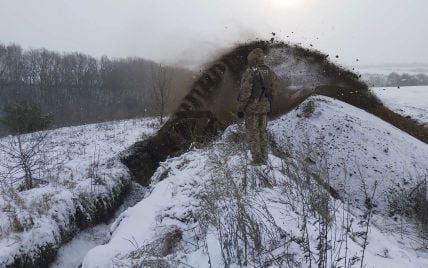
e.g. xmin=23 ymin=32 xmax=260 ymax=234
xmin=0 ymin=118 xmax=158 ymax=267
xmin=83 ymin=96 xmax=428 ymax=267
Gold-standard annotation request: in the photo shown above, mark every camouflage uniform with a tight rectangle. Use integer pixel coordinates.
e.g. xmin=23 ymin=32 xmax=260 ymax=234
xmin=238 ymin=48 xmax=278 ymax=164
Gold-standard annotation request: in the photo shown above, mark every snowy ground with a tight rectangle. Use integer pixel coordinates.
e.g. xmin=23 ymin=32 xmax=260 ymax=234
xmin=371 ymin=86 xmax=428 ymax=125
xmin=270 ymin=95 xmax=428 ymax=214
xmin=82 ymin=96 xmax=428 ymax=267
xmin=0 ymin=117 xmax=158 ymax=266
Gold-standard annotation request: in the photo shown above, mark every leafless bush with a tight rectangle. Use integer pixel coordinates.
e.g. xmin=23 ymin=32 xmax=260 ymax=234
xmin=151 ymin=64 xmax=174 ymax=125
xmin=388 ymin=175 xmax=428 ymax=244
xmin=357 ymin=175 xmax=378 ymax=268
xmin=195 ymin=145 xmax=296 ymax=267
xmin=117 ymin=228 xmax=187 ymax=268
xmin=301 ymin=100 xmax=316 ymax=118
xmin=195 ymin=127 xmax=367 ymax=267
xmin=87 ymin=146 xmax=106 ymax=192
xmin=274 ymin=136 xmax=362 ymax=268
xmin=413 ymin=177 xmax=428 ymax=235
xmin=0 ymin=131 xmax=50 ymax=190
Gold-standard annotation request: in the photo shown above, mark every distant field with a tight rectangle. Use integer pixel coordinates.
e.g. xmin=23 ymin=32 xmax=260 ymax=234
xmin=354 ymin=65 xmax=428 ymax=75
xmin=371 ymin=86 xmax=428 ymax=125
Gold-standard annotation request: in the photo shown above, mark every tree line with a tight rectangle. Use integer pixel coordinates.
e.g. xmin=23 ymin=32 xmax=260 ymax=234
xmin=385 ymin=72 xmax=428 ymax=87
xmin=0 ymin=43 xmax=194 ymax=135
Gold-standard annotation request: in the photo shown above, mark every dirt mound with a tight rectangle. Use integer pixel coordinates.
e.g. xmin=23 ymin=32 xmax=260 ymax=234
xmin=122 ymin=41 xmax=428 ymax=185
xmin=122 ymin=111 xmax=222 ymax=186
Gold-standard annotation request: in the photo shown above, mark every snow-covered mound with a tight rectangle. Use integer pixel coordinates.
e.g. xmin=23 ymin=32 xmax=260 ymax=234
xmin=0 ymin=118 xmax=158 ymax=266
xmin=82 ymin=97 xmax=428 ymax=268
xmin=270 ymin=95 xmax=428 ymax=213
xmin=371 ymin=86 xmax=428 ymax=125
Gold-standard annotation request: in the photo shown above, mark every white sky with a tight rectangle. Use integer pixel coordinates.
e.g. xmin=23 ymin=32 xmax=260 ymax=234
xmin=1 ymin=0 xmax=427 ymax=69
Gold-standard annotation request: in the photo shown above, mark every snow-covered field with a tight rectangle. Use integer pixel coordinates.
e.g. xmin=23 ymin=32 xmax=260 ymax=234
xmin=0 ymin=117 xmax=158 ymax=266
xmin=372 ymin=86 xmax=428 ymax=125
xmin=82 ymin=96 xmax=428 ymax=267
xmin=353 ymin=65 xmax=428 ymax=76
xmin=351 ymin=65 xmax=428 ymax=87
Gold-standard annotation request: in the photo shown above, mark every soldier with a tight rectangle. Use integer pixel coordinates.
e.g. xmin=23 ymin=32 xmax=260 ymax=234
xmin=237 ymin=48 xmax=278 ymax=165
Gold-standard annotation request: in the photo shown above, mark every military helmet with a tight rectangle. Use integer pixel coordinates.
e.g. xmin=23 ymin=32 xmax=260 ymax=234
xmin=247 ymin=48 xmax=265 ymax=67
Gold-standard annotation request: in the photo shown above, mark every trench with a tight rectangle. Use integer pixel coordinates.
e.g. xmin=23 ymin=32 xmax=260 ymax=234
xmin=49 ymin=182 xmax=146 ymax=268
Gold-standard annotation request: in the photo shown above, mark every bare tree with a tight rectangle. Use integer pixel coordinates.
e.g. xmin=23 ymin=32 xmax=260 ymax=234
xmin=0 ymin=42 xmax=196 ymax=135
xmin=150 ymin=64 xmax=173 ymax=124
xmin=0 ymin=131 xmax=49 ymax=190
xmin=0 ymin=102 xmax=51 ymax=190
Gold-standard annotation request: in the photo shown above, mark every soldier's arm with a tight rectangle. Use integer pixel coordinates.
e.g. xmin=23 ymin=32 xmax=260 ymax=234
xmin=237 ymin=69 xmax=253 ymax=110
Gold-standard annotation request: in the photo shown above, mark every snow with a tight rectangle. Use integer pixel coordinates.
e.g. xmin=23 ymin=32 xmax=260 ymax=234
xmin=352 ymin=65 xmax=428 ymax=76
xmin=82 ymin=97 xmax=428 ymax=267
xmin=0 ymin=117 xmax=159 ymax=266
xmin=371 ymin=86 xmax=428 ymax=125
xmin=269 ymin=95 xmax=428 ymax=214
xmin=83 ymin=148 xmax=210 ymax=268
xmin=1 ymin=83 xmax=426 ymax=267
xmin=50 ymin=182 xmax=147 ymax=268
xmin=50 ymin=223 xmax=110 ymax=268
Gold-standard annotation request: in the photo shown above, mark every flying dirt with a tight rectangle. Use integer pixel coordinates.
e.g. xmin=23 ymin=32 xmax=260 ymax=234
xmin=122 ymin=40 xmax=428 ymax=186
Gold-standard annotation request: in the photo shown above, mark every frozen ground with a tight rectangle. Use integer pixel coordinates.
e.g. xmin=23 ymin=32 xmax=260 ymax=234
xmin=82 ymin=96 xmax=428 ymax=267
xmin=371 ymin=86 xmax=428 ymax=125
xmin=0 ymin=117 xmax=158 ymax=266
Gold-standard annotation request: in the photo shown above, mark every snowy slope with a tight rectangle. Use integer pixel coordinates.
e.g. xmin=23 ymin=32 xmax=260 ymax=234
xmin=82 ymin=97 xmax=428 ymax=268
xmin=371 ymin=86 xmax=428 ymax=125
xmin=270 ymin=95 xmax=428 ymax=213
xmin=0 ymin=118 xmax=158 ymax=266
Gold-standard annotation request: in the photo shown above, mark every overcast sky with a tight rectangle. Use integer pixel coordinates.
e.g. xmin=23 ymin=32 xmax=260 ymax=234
xmin=1 ymin=0 xmax=427 ymax=69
